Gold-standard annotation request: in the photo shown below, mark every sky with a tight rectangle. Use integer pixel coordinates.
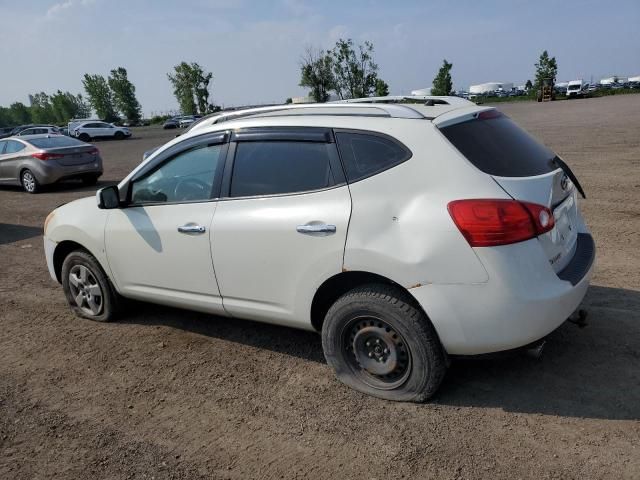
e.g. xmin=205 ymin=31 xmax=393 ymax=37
xmin=1 ymin=0 xmax=638 ymax=116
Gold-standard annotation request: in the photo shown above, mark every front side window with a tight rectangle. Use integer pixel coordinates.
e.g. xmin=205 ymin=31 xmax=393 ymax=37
xmin=230 ymin=141 xmax=334 ymax=197
xmin=131 ymin=143 xmax=224 ymax=204
xmin=335 ymin=132 xmax=411 ymax=183
xmin=4 ymin=140 xmax=26 ymax=154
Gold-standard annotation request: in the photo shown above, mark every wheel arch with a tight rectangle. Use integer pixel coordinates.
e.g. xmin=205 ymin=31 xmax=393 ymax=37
xmin=310 ymin=270 xmax=428 ymax=332
xmin=52 ymin=240 xmax=103 ymax=283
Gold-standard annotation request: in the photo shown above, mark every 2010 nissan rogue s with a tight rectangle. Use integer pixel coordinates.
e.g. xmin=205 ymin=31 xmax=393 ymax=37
xmin=43 ymin=97 xmax=595 ymax=402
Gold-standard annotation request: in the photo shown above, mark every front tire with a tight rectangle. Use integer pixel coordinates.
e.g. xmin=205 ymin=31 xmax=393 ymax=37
xmin=61 ymin=250 xmax=121 ymax=322
xmin=21 ymin=169 xmax=40 ymax=193
xmin=322 ymin=284 xmax=447 ymax=402
xmin=114 ymin=131 xmax=125 ymax=140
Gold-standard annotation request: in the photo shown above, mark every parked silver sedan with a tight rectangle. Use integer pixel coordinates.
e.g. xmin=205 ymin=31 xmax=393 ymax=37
xmin=0 ymin=135 xmax=103 ymax=193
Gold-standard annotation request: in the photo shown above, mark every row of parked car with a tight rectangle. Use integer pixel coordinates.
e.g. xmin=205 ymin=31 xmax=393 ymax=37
xmin=0 ymin=121 xmax=131 ymax=141
xmin=0 ymin=119 xmax=132 ymax=193
xmin=162 ymin=115 xmax=202 ymax=129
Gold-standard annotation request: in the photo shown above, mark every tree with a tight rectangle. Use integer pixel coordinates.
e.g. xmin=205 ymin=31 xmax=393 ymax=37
xmin=431 ymin=59 xmax=453 ymax=96
xmin=167 ymin=62 xmax=213 ymax=115
xmin=9 ymin=102 xmax=31 ymax=125
xmin=108 ymin=67 xmax=142 ymax=122
xmin=330 ymin=39 xmax=379 ymax=99
xmin=82 ymin=74 xmax=118 ymax=121
xmin=534 ymin=50 xmax=558 ymax=91
xmin=29 ymin=92 xmax=55 ymax=124
xmin=299 ymin=47 xmax=334 ymax=103
xmin=375 ymin=78 xmax=389 ymax=97
xmin=49 ymin=91 xmax=90 ymax=123
xmin=525 ymin=79 xmax=533 ymax=90
xmin=285 ymin=97 xmax=293 ymax=104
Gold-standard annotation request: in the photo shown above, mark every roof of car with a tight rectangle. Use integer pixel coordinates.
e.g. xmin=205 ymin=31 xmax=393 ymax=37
xmin=187 ymin=96 xmax=478 ymax=134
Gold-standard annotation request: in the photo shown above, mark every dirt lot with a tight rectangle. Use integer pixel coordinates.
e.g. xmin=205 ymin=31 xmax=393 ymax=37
xmin=1 ymin=96 xmax=639 ymax=479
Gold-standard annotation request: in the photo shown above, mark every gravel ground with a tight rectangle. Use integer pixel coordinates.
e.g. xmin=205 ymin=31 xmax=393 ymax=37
xmin=1 ymin=95 xmax=639 ymax=479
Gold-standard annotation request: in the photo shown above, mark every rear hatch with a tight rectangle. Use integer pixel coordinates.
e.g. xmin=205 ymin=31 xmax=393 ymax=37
xmin=437 ymin=109 xmax=582 ymax=273
xmin=28 ymin=136 xmax=99 ymax=167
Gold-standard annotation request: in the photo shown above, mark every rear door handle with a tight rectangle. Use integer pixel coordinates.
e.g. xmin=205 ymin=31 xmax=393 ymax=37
xmin=296 ymin=224 xmax=337 ymax=235
xmin=177 ymin=224 xmax=206 ymax=234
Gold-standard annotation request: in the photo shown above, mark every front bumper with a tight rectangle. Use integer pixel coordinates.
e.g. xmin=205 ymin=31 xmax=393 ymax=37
xmin=410 ymin=234 xmax=595 ymax=355
xmin=44 ymin=236 xmax=59 ymax=282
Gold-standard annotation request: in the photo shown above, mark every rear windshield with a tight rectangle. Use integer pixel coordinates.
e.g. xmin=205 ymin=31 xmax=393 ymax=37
xmin=27 ymin=136 xmax=85 ymax=148
xmin=439 ymin=111 xmax=555 ymax=177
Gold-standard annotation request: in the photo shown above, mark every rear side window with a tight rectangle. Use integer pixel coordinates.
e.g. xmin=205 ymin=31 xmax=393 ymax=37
xmin=5 ymin=140 xmax=25 ymax=154
xmin=230 ymin=142 xmax=334 ymax=197
xmin=335 ymin=132 xmax=411 ymax=183
xmin=28 ymin=136 xmax=86 ymax=148
xmin=439 ymin=111 xmax=555 ymax=177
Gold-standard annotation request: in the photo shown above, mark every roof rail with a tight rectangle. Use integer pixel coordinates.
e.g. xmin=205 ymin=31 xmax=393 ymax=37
xmin=207 ymin=102 xmax=426 ymax=125
xmin=334 ymin=95 xmax=474 ymax=107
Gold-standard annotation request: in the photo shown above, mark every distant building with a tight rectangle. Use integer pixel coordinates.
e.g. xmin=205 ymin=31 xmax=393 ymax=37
xmin=291 ymin=96 xmax=315 ymax=104
xmin=627 ymin=75 xmax=640 ymax=83
xmin=411 ymin=87 xmax=432 ymax=95
xmin=600 ymin=76 xmax=627 ymax=85
xmin=469 ymin=82 xmax=513 ymax=94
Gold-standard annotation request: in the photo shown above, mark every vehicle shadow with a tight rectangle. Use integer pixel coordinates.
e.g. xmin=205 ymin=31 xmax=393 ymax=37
xmin=118 ymin=284 xmax=639 ymax=420
xmin=118 ymin=302 xmax=326 ymax=364
xmin=435 ymin=285 xmax=640 ymax=420
xmin=0 ymin=223 xmax=43 ymax=245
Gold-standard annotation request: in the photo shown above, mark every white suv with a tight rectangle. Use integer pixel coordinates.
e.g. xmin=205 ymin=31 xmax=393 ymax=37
xmin=72 ymin=121 xmax=131 ymax=141
xmin=43 ymin=97 xmax=595 ymax=402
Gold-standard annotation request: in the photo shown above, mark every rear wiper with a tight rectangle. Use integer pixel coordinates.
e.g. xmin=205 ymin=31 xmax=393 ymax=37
xmin=552 ymin=156 xmax=586 ymax=199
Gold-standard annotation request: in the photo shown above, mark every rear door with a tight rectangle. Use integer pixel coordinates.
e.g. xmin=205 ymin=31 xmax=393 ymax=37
xmin=438 ymin=110 xmax=580 ymax=272
xmin=211 ymin=127 xmax=351 ymax=328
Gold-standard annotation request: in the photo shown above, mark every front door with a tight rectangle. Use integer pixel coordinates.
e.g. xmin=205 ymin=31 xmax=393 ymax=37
xmin=105 ymin=138 xmax=228 ymax=314
xmin=212 ymin=130 xmax=352 ymax=329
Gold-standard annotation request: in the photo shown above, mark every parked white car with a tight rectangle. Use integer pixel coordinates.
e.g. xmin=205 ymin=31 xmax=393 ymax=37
xmin=566 ymin=80 xmax=585 ymax=98
xmin=43 ymin=97 xmax=595 ymax=402
xmin=72 ymin=121 xmax=131 ymax=141
xmin=17 ymin=125 xmax=61 ymax=136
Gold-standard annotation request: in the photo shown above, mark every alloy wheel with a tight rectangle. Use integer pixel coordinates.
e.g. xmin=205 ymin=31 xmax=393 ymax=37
xmin=22 ymin=171 xmax=36 ymax=193
xmin=68 ymin=264 xmax=103 ymax=316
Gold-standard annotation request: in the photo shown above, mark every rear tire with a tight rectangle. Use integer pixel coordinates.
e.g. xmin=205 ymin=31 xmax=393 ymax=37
xmin=78 ymin=133 xmax=90 ymax=142
xmin=61 ymin=250 xmax=121 ymax=322
xmin=21 ymin=169 xmax=40 ymax=193
xmin=322 ymin=284 xmax=447 ymax=402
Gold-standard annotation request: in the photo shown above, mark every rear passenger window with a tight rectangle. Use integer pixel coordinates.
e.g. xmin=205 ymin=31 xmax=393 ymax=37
xmin=230 ymin=142 xmax=334 ymax=197
xmin=4 ymin=140 xmax=25 ymax=154
xmin=335 ymin=132 xmax=411 ymax=182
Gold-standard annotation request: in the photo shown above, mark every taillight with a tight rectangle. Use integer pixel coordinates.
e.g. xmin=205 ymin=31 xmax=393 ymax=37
xmin=31 ymin=152 xmax=64 ymax=161
xmin=448 ymin=199 xmax=555 ymax=247
xmin=88 ymin=148 xmax=99 ymax=155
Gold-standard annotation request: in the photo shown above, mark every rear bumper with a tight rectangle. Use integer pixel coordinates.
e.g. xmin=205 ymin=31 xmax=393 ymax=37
xmin=32 ymin=160 xmax=103 ymax=185
xmin=410 ymin=234 xmax=595 ymax=355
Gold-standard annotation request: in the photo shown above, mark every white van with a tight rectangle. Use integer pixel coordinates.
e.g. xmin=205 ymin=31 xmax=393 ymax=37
xmin=566 ymin=80 xmax=585 ymax=98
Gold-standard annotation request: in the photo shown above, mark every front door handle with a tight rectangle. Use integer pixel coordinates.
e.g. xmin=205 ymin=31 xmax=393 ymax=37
xmin=296 ymin=223 xmax=337 ymax=235
xmin=177 ymin=224 xmax=206 ymax=234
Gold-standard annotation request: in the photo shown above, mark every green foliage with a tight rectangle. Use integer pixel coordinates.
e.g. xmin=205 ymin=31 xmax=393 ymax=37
xmin=431 ymin=59 xmax=453 ymax=96
xmin=108 ymin=67 xmax=142 ymax=122
xmin=330 ymin=39 xmax=379 ymax=99
xmin=375 ymin=78 xmax=389 ymax=97
xmin=534 ymin=50 xmax=558 ymax=91
xmin=167 ymin=62 xmax=213 ymax=115
xmin=285 ymin=97 xmax=293 ymax=104
xmin=150 ymin=114 xmax=171 ymax=125
xmin=82 ymin=74 xmax=118 ymax=122
xmin=9 ymin=102 xmax=31 ymax=125
xmin=525 ymin=79 xmax=533 ymax=90
xmin=299 ymin=48 xmax=334 ymax=103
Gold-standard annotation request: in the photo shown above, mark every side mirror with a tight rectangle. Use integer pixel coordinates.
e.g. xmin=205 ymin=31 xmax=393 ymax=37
xmin=97 ymin=185 xmax=120 ymax=209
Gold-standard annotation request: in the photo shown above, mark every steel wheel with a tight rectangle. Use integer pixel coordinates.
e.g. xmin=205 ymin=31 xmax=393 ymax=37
xmin=68 ymin=264 xmax=103 ymax=316
xmin=342 ymin=316 xmax=412 ymax=390
xmin=22 ymin=170 xmax=37 ymax=193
